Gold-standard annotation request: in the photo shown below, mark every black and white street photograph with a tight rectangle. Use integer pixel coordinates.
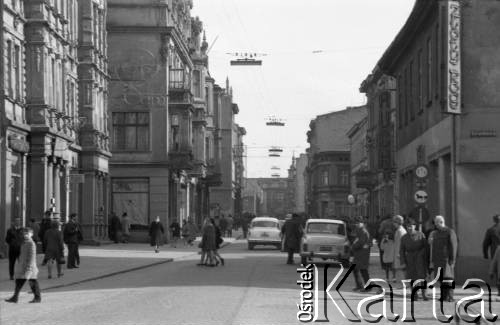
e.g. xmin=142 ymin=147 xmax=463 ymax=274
xmin=1 ymin=0 xmax=500 ymax=324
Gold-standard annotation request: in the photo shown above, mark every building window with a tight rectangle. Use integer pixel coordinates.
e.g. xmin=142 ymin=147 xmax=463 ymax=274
xmin=404 ymin=69 xmax=409 ymax=126
xmin=193 ymin=70 xmax=201 ymax=98
xmin=5 ymin=40 xmax=12 ymax=97
xmin=409 ymin=61 xmax=415 ymax=121
xmin=112 ymin=178 xmax=150 ymax=225
xmin=14 ymin=45 xmax=20 ymax=100
xmin=398 ymin=75 xmax=403 ymax=129
xmin=417 ymin=50 xmax=423 ymax=113
xmin=321 ymin=170 xmax=329 ymax=185
xmin=339 ymin=170 xmax=349 ymax=186
xmin=112 ymin=112 xmax=150 ymax=151
xmin=426 ymin=38 xmax=432 ymax=104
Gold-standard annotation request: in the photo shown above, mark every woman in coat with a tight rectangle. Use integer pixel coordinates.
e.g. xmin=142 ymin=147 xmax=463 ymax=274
xmin=43 ymin=221 xmax=64 ymax=279
xmin=351 ymin=216 xmax=372 ymax=291
xmin=5 ymin=228 xmax=41 ymax=303
xmin=211 ymin=218 xmax=225 ymax=266
xmin=149 ymin=216 xmax=164 ymax=253
xmin=400 ymin=218 xmax=429 ymax=300
xmin=392 ymin=215 xmax=407 ymax=283
xmin=198 ymin=218 xmax=216 ymax=266
xmin=429 ymin=215 xmax=458 ymax=302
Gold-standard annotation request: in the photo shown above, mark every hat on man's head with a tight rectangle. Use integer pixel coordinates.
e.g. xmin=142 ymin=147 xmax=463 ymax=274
xmin=405 ymin=218 xmax=417 ymax=226
xmin=493 ymin=215 xmax=500 ymax=223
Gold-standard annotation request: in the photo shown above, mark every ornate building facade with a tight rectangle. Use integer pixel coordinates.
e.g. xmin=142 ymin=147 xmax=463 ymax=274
xmin=1 ymin=0 xmax=110 ymax=254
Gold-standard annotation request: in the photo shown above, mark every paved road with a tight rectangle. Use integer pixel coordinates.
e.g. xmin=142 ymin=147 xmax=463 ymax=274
xmin=0 ymin=240 xmax=485 ymax=325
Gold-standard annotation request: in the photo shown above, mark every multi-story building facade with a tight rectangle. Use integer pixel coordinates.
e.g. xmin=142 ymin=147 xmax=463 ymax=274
xmin=232 ymin=124 xmax=246 ymax=220
xmin=209 ymin=80 xmax=241 ymax=218
xmin=369 ymin=0 xmax=500 ymax=281
xmin=1 ymin=0 xmax=110 ymax=253
xmin=78 ymin=0 xmax=110 ymax=242
xmin=243 ymin=178 xmax=287 ymax=218
xmin=346 ymin=117 xmax=370 ymax=218
xmin=1 ymin=0 xmax=30 ymax=254
xmin=305 ymin=106 xmax=367 ymax=218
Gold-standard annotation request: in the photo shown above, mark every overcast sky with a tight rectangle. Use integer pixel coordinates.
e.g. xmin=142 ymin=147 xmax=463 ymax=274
xmin=191 ymin=0 xmax=415 ymax=178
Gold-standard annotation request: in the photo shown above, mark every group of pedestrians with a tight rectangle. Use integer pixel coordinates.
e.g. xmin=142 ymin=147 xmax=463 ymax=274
xmin=364 ymin=214 xmax=458 ymax=301
xmin=4 ymin=211 xmax=83 ymax=304
xmin=108 ymin=212 xmax=131 ymax=244
xmin=197 ymin=217 xmax=225 ymax=267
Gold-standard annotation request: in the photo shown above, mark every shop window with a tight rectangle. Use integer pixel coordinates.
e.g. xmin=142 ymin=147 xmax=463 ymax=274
xmin=112 ymin=178 xmax=149 ymax=225
xmin=112 ymin=112 xmax=150 ymax=151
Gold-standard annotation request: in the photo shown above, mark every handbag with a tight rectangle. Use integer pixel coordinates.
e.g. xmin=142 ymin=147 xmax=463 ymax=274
xmin=58 ymin=257 xmax=66 ymax=265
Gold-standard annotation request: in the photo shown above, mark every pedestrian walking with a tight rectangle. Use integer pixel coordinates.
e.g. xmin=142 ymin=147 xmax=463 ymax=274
xmin=198 ymin=217 xmax=216 ymax=266
xmin=121 ymin=212 xmax=131 ymax=243
xmin=219 ymin=215 xmax=228 ymax=238
xmin=149 ymin=216 xmax=164 ymax=253
xmin=109 ymin=212 xmax=122 ymax=243
xmin=4 ymin=227 xmax=42 ymax=303
xmin=428 ymin=215 xmax=458 ymax=302
xmin=379 ymin=230 xmax=396 ymax=282
xmin=43 ymin=221 xmax=64 ymax=279
xmin=400 ymin=218 xmax=429 ymax=301
xmin=28 ymin=218 xmax=40 ymax=243
xmin=38 ymin=210 xmax=52 ymax=253
xmin=392 ymin=215 xmax=407 ymax=284
xmin=351 ymin=216 xmax=372 ymax=292
xmin=226 ymin=214 xmax=234 ymax=238
xmin=282 ymin=213 xmax=303 ymax=265
xmin=169 ymin=219 xmax=181 ymax=248
xmin=5 ymin=217 xmax=23 ymax=280
xmin=63 ymin=213 xmax=83 ymax=269
xmin=211 ymin=218 xmax=225 ymax=266
xmin=483 ymin=214 xmax=500 ymax=259
xmin=377 ymin=214 xmax=394 ymax=269
xmin=182 ymin=218 xmax=197 ymax=246
xmin=488 ymin=247 xmax=500 ymax=296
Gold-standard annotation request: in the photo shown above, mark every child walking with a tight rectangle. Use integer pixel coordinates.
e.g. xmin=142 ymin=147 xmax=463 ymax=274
xmin=380 ymin=230 xmax=396 ymax=282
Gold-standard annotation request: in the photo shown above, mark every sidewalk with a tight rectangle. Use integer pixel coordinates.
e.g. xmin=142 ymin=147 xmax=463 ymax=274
xmin=0 ymin=236 xmax=237 ymax=293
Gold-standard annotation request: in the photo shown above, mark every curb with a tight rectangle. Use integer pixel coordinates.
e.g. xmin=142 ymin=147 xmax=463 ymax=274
xmin=43 ymin=258 xmax=174 ymax=291
xmin=42 ymin=239 xmax=236 ymax=291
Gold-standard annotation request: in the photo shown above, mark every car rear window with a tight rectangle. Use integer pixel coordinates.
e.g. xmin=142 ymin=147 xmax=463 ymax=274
xmin=252 ymin=221 xmax=278 ymax=228
xmin=306 ymin=223 xmax=345 ymax=235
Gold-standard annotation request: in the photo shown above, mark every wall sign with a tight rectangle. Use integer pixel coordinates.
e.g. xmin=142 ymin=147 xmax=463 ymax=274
xmin=446 ymin=0 xmax=461 ymax=114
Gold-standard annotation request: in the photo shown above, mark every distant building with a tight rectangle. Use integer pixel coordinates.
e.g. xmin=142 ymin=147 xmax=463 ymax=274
xmin=244 ymin=178 xmax=287 ymax=218
xmin=242 ymin=178 xmax=263 ymax=216
xmin=305 ymin=106 xmax=367 ymax=218
xmin=294 ymin=154 xmax=308 ymax=213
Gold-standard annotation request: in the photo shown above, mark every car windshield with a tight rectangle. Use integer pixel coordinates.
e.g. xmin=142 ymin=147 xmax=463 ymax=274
xmin=306 ymin=223 xmax=345 ymax=235
xmin=252 ymin=221 xmax=278 ymax=228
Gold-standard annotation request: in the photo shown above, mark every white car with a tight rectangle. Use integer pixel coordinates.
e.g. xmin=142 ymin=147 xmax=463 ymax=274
xmin=247 ymin=217 xmax=282 ymax=250
xmin=300 ymin=219 xmax=350 ymax=265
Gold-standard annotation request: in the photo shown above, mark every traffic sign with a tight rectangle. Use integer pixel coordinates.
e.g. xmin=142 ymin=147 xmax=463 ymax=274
xmin=415 ymin=165 xmax=429 ymax=179
xmin=414 ymin=190 xmax=428 ymax=204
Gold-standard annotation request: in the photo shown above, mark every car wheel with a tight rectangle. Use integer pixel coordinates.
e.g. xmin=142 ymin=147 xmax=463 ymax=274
xmin=301 ymin=256 xmax=308 ymax=265
xmin=248 ymin=243 xmax=254 ymax=250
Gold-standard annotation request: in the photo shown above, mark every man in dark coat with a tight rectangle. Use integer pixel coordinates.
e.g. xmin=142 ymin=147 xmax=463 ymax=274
xmin=282 ymin=213 xmax=303 ymax=264
xmin=149 ymin=216 xmax=164 ymax=253
xmin=38 ymin=210 xmax=53 ymax=252
xmin=109 ymin=213 xmax=122 ymax=243
xmin=63 ymin=213 xmax=83 ymax=269
xmin=429 ymin=215 xmax=458 ymax=302
xmin=351 ymin=216 xmax=372 ymax=291
xmin=483 ymin=214 xmax=500 ymax=259
xmin=5 ymin=218 xmax=23 ymax=280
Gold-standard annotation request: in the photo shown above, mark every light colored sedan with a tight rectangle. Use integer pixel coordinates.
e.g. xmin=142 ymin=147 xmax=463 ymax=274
xmin=247 ymin=217 xmax=282 ymax=250
xmin=300 ymin=219 xmax=350 ymax=265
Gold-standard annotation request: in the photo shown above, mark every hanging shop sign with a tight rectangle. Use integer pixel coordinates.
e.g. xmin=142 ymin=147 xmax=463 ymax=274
xmin=446 ymin=0 xmax=461 ymax=114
